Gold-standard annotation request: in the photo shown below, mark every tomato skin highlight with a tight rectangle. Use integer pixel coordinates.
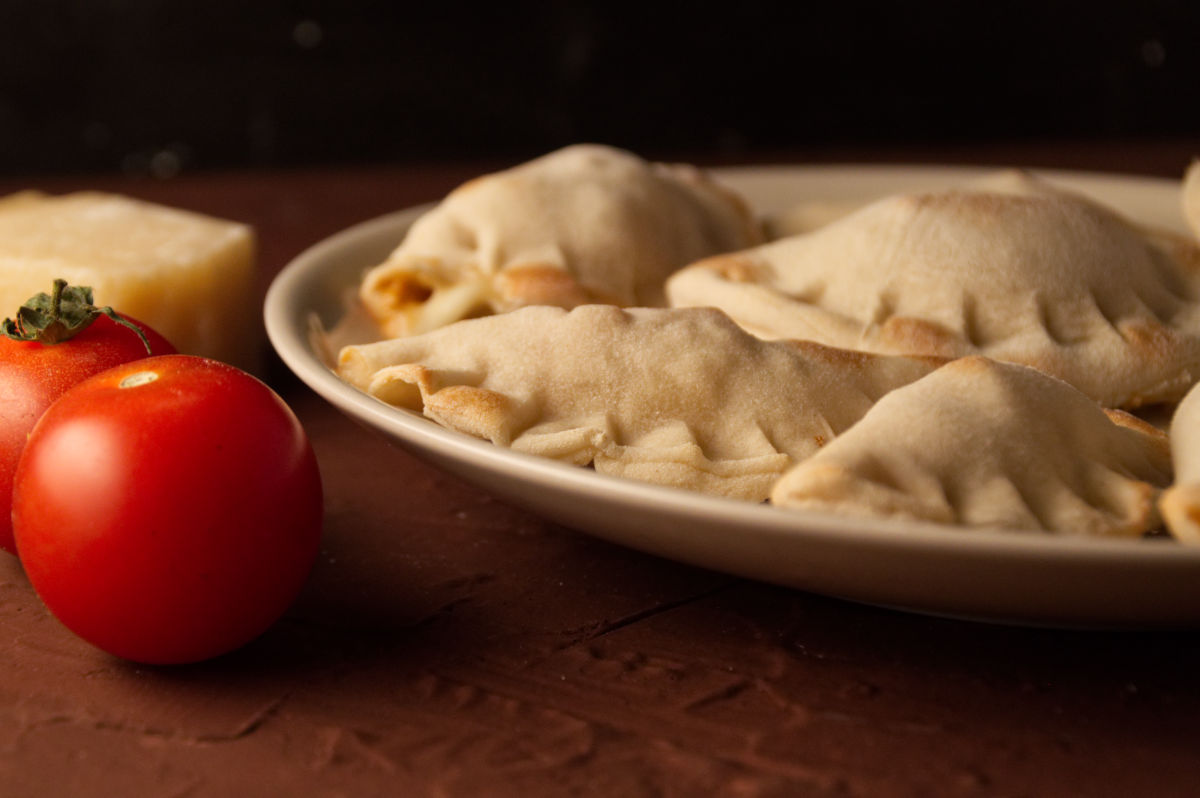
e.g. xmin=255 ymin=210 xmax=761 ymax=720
xmin=12 ymin=355 xmax=323 ymax=665
xmin=0 ymin=315 xmax=175 ymax=554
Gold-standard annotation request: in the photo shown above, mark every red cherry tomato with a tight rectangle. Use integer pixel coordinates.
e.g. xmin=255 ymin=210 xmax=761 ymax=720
xmin=12 ymin=355 xmax=323 ymax=665
xmin=0 ymin=314 xmax=175 ymax=553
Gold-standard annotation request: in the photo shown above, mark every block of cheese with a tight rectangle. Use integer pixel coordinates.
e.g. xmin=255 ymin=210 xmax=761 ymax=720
xmin=0 ymin=190 xmax=258 ymax=370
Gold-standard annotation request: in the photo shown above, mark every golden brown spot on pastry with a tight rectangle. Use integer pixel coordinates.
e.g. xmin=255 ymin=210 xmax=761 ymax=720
xmin=375 ymin=273 xmax=433 ymax=308
xmin=712 ymin=255 xmax=762 ymax=283
xmin=813 ymin=433 xmax=827 ymax=447
xmin=427 ymin=385 xmax=513 ymax=441
xmin=496 ymin=263 xmax=592 ymax=307
xmin=947 ymin=355 xmax=994 ymax=374
xmin=1118 ymin=318 xmax=1177 ymax=357
xmin=1103 ymin=407 xmax=1170 ymax=442
xmin=786 ymin=339 xmax=876 ymax=368
xmin=879 ymin=316 xmax=967 ymax=358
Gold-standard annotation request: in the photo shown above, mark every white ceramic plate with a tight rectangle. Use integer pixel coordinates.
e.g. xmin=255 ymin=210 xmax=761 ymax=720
xmin=265 ymin=164 xmax=1200 ymax=629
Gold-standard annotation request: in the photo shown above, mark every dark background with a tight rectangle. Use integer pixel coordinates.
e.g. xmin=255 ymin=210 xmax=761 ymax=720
xmin=0 ymin=1 xmax=1197 ymax=177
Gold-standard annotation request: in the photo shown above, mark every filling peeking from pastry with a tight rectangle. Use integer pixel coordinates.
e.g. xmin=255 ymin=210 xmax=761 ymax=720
xmin=359 ymin=144 xmax=763 ymax=337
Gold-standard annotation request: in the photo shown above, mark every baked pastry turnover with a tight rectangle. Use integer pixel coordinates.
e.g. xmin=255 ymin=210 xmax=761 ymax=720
xmin=338 ymin=305 xmax=938 ymax=501
xmin=771 ymin=357 xmax=1173 ymax=538
xmin=359 ymin=144 xmax=761 ymax=337
xmin=667 ymin=170 xmax=1200 ymax=408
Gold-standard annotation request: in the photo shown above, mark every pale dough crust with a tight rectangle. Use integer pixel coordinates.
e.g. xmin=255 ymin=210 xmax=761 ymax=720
xmin=359 ymin=145 xmax=762 ymax=337
xmin=338 ymin=305 xmax=939 ymax=501
xmin=771 ymin=357 xmax=1173 ymax=538
xmin=667 ymin=170 xmax=1200 ymax=408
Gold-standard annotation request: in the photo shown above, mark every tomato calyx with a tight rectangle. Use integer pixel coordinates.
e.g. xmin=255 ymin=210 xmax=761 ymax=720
xmin=1 ymin=279 xmax=151 ymax=353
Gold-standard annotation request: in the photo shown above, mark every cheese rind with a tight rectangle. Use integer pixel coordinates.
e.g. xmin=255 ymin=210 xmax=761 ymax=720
xmin=0 ymin=191 xmax=258 ymax=370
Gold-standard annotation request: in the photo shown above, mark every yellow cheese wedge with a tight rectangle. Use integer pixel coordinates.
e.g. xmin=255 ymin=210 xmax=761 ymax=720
xmin=0 ymin=191 xmax=258 ymax=370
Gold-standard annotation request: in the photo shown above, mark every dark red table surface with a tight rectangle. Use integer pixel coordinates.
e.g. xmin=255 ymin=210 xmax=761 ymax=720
xmin=1 ymin=138 xmax=1199 ymax=798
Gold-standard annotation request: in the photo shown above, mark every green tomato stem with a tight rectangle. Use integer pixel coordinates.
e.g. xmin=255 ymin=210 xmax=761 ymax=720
xmin=0 ymin=278 xmax=151 ymax=353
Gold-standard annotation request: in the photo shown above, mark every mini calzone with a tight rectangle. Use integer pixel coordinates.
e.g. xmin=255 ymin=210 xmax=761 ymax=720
xmin=338 ymin=305 xmax=939 ymax=501
xmin=359 ymin=144 xmax=761 ymax=337
xmin=667 ymin=170 xmax=1200 ymax=408
xmin=771 ymin=357 xmax=1173 ymax=538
